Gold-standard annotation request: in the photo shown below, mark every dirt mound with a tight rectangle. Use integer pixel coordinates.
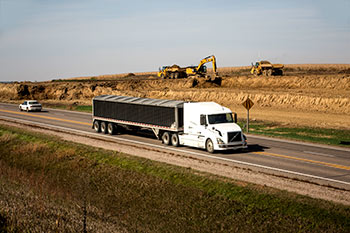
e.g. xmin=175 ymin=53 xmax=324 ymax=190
xmin=1 ymin=64 xmax=350 ymax=129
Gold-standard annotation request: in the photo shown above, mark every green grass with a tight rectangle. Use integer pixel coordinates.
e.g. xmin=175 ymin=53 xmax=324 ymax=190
xmin=0 ymin=124 xmax=349 ymax=232
xmin=43 ymin=103 xmax=92 ymax=113
xmin=238 ymin=120 xmax=350 ymax=147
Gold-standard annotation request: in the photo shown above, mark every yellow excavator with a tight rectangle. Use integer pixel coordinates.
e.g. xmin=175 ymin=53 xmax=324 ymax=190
xmin=157 ymin=55 xmax=219 ymax=79
xmin=185 ymin=55 xmax=218 ymax=77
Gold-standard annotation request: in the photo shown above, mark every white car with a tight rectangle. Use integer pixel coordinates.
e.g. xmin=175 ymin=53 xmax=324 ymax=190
xmin=19 ymin=100 xmax=42 ymax=112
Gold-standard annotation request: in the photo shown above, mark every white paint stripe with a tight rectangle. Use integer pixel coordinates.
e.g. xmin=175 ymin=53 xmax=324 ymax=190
xmin=247 ymin=134 xmax=350 ymax=152
xmin=1 ymin=115 xmax=350 ymax=187
xmin=4 ymin=102 xmax=349 ymax=152
xmin=304 ymin=151 xmax=335 ymax=158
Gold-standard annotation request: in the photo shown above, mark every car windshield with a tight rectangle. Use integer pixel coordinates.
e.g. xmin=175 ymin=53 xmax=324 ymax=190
xmin=208 ymin=113 xmax=233 ymax=124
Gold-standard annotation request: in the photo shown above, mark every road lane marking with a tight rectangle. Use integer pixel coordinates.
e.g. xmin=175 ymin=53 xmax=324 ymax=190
xmin=254 ymin=151 xmax=350 ymax=171
xmin=2 ymin=108 xmax=349 ymax=171
xmin=0 ymin=109 xmax=91 ymax=126
xmin=304 ymin=151 xmax=335 ymax=158
xmin=1 ymin=115 xmax=350 ymax=188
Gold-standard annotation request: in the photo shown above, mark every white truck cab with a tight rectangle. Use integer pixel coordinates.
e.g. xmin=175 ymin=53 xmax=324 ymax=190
xmin=179 ymin=102 xmax=247 ymax=153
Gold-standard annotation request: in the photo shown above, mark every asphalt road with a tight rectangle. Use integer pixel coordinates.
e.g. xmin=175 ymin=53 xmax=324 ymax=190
xmin=1 ymin=102 xmax=349 ymax=190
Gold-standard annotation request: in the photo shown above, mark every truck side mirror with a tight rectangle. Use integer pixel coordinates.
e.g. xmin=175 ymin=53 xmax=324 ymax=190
xmin=233 ymin=112 xmax=237 ymax=123
xmin=200 ymin=114 xmax=207 ymax=126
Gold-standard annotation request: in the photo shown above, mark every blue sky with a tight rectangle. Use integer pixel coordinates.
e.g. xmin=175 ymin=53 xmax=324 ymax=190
xmin=0 ymin=0 xmax=349 ymax=81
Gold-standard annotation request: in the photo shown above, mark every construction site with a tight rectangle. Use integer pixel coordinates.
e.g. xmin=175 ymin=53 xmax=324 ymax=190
xmin=1 ymin=62 xmax=349 ymax=130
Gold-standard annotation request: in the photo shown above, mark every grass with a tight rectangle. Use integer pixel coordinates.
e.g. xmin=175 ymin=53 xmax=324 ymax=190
xmin=0 ymin=124 xmax=349 ymax=232
xmin=43 ymin=103 xmax=92 ymax=113
xmin=238 ymin=120 xmax=350 ymax=148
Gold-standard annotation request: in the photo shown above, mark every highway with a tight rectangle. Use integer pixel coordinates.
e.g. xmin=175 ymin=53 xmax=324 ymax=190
xmin=1 ymin=102 xmax=350 ymax=190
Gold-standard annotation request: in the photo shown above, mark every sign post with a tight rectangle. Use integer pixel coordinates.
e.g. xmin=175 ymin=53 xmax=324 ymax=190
xmin=242 ymin=97 xmax=254 ymax=133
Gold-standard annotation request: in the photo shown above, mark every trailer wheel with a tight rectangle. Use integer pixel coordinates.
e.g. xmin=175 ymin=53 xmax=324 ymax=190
xmin=94 ymin=120 xmax=101 ymax=133
xmin=171 ymin=133 xmax=179 ymax=147
xmin=101 ymin=122 xmax=108 ymax=134
xmin=162 ymin=132 xmax=171 ymax=145
xmin=206 ymin=139 xmax=214 ymax=153
xmin=107 ymin=122 xmax=116 ymax=135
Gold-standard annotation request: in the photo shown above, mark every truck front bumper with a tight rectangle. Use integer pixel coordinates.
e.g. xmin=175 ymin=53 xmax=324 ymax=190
xmin=216 ymin=142 xmax=247 ymax=150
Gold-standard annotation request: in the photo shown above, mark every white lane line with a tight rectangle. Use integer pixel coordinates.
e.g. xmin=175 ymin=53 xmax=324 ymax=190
xmin=1 ymin=115 xmax=350 ymax=187
xmin=304 ymin=151 xmax=335 ymax=158
xmin=248 ymin=134 xmax=350 ymax=152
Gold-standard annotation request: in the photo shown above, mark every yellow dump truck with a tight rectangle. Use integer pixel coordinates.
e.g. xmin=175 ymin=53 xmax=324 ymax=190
xmin=157 ymin=64 xmax=187 ymax=79
xmin=250 ymin=61 xmax=284 ymax=76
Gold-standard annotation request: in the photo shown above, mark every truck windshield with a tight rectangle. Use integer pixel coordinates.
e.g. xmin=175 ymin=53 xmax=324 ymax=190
xmin=208 ymin=113 xmax=233 ymax=124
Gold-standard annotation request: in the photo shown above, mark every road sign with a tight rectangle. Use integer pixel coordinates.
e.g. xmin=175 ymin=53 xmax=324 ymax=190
xmin=242 ymin=97 xmax=254 ymax=133
xmin=242 ymin=98 xmax=254 ymax=110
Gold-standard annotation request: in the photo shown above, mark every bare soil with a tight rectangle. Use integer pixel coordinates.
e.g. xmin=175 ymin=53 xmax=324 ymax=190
xmin=1 ymin=64 xmax=349 ymax=130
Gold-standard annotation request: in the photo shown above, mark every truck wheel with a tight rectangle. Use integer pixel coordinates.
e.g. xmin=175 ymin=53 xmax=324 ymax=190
xmin=101 ymin=122 xmax=108 ymax=134
xmin=267 ymin=69 xmax=272 ymax=76
xmin=174 ymin=72 xmax=179 ymax=79
xmin=162 ymin=132 xmax=171 ymax=145
xmin=107 ymin=122 xmax=116 ymax=135
xmin=26 ymin=107 xmax=29 ymax=112
xmin=171 ymin=133 xmax=179 ymax=147
xmin=94 ymin=121 xmax=101 ymax=133
xmin=206 ymin=139 xmax=214 ymax=153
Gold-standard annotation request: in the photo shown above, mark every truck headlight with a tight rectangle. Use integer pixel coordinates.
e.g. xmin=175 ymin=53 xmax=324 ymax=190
xmin=216 ymin=138 xmax=225 ymax=145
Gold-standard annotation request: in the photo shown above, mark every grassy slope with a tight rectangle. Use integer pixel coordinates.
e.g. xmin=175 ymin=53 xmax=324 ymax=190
xmin=0 ymin=125 xmax=349 ymax=232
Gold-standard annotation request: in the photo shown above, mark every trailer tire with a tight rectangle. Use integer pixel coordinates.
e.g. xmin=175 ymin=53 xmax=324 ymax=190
xmin=206 ymin=139 xmax=214 ymax=153
xmin=101 ymin=122 xmax=108 ymax=134
xmin=171 ymin=133 xmax=179 ymax=147
xmin=107 ymin=122 xmax=116 ymax=135
xmin=162 ymin=132 xmax=171 ymax=145
xmin=94 ymin=120 xmax=101 ymax=133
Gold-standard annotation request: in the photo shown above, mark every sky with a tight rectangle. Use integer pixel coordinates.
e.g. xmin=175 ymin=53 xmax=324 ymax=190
xmin=0 ymin=0 xmax=349 ymax=82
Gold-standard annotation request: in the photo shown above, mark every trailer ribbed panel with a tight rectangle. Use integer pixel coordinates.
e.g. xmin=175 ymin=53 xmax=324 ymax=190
xmin=93 ymin=95 xmax=185 ymax=128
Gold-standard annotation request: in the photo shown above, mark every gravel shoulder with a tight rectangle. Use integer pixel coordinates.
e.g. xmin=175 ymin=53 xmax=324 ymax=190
xmin=1 ymin=119 xmax=349 ymax=206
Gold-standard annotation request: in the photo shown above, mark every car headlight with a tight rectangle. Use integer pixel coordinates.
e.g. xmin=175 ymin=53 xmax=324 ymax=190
xmin=216 ymin=138 xmax=225 ymax=145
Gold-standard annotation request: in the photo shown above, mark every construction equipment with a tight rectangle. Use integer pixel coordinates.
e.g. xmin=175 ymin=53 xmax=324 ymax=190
xmin=157 ymin=55 xmax=219 ymax=79
xmin=185 ymin=55 xmax=218 ymax=77
xmin=250 ymin=60 xmax=284 ymax=76
xmin=157 ymin=64 xmax=186 ymax=79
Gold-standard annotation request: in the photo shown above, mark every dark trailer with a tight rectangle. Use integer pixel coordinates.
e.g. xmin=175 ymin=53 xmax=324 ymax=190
xmin=92 ymin=95 xmax=185 ymax=137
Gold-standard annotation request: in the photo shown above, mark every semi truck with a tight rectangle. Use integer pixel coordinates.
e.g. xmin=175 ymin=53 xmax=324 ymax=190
xmin=92 ymin=95 xmax=247 ymax=153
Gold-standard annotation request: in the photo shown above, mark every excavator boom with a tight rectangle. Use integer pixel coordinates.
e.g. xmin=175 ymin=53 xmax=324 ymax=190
xmin=196 ymin=55 xmax=217 ymax=75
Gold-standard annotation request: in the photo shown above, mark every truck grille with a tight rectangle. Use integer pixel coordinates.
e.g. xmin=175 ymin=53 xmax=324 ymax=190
xmin=227 ymin=132 xmax=242 ymax=143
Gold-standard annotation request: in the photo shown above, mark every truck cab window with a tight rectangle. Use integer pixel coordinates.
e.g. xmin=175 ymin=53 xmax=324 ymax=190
xmin=208 ymin=113 xmax=233 ymax=124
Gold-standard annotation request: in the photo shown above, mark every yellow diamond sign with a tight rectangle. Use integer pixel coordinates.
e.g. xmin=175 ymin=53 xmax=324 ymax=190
xmin=242 ymin=97 xmax=254 ymax=110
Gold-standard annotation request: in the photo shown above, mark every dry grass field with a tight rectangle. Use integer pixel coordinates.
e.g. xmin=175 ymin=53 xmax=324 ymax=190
xmin=1 ymin=64 xmax=349 ymax=129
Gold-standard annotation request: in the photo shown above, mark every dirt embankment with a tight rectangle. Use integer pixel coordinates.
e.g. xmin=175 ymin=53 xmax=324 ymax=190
xmin=1 ymin=64 xmax=350 ymax=129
